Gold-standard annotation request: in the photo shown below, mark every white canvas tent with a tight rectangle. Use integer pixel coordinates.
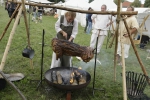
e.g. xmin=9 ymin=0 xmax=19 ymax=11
xmin=137 ymin=12 xmax=150 ymax=37
xmin=89 ymin=0 xmax=117 ymax=11
xmin=63 ymin=0 xmax=89 ymax=10
xmin=0 ymin=0 xmax=4 ymax=6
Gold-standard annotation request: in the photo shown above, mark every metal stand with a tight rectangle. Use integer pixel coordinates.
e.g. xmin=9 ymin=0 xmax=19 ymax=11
xmin=92 ymin=32 xmax=105 ymax=96
xmin=37 ymin=29 xmax=45 ymax=89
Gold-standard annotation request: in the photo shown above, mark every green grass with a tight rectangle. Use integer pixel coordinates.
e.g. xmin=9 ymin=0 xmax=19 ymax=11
xmin=0 ymin=6 xmax=150 ymax=100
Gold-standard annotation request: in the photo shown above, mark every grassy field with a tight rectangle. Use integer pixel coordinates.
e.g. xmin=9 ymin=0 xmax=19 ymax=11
xmin=0 ymin=6 xmax=150 ymax=100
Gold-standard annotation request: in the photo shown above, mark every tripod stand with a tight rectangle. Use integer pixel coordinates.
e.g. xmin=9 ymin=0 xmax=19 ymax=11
xmin=92 ymin=30 xmax=105 ymax=96
xmin=37 ymin=29 xmax=45 ymax=89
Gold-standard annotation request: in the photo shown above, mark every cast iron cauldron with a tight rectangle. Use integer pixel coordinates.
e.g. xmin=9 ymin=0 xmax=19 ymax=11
xmin=44 ymin=67 xmax=91 ymax=91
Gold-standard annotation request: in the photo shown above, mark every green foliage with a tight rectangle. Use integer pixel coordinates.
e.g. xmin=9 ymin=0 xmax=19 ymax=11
xmin=48 ymin=0 xmax=65 ymax=3
xmin=131 ymin=0 xmax=141 ymax=7
xmin=89 ymin=0 xmax=93 ymax=3
xmin=144 ymin=0 xmax=150 ymax=7
xmin=114 ymin=0 xmax=125 ymax=5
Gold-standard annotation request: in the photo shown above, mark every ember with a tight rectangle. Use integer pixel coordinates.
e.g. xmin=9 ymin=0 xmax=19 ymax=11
xmin=70 ymin=72 xmax=74 ymax=84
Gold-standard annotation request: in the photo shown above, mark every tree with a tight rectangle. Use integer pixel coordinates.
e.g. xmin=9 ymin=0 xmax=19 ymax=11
xmin=131 ymin=0 xmax=141 ymax=7
xmin=48 ymin=0 xmax=65 ymax=3
xmin=113 ymin=0 xmax=125 ymax=5
xmin=89 ymin=0 xmax=93 ymax=3
xmin=144 ymin=0 xmax=150 ymax=7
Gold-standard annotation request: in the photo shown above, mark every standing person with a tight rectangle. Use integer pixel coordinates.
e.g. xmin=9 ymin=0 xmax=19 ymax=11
xmin=5 ymin=0 xmax=10 ymax=14
xmin=84 ymin=7 xmax=92 ymax=33
xmin=86 ymin=8 xmax=93 ymax=34
xmin=50 ymin=11 xmax=78 ymax=68
xmin=37 ymin=2 xmax=43 ymax=23
xmin=32 ymin=6 xmax=37 ymax=23
xmin=0 ymin=0 xmax=4 ymax=6
xmin=90 ymin=4 xmax=115 ymax=55
xmin=116 ymin=6 xmax=139 ymax=65
xmin=7 ymin=0 xmax=17 ymax=18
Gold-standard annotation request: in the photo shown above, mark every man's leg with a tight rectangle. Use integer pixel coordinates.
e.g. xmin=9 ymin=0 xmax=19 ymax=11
xmin=97 ymin=35 xmax=106 ymax=54
xmin=90 ymin=32 xmax=97 ymax=50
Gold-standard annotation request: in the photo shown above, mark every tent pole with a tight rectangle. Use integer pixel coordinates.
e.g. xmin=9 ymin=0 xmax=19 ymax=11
xmin=13 ymin=1 xmax=138 ymax=15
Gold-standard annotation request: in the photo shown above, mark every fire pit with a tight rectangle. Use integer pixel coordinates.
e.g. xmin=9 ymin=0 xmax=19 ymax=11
xmin=44 ymin=67 xmax=91 ymax=91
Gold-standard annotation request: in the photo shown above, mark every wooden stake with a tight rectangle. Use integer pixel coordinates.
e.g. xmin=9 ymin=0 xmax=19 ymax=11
xmin=0 ymin=4 xmax=21 ymax=41
xmin=21 ymin=0 xmax=30 ymax=47
xmin=21 ymin=0 xmax=35 ymax=69
xmin=123 ymin=18 xmax=149 ymax=79
xmin=114 ymin=0 xmax=121 ymax=82
xmin=13 ymin=1 xmax=138 ymax=15
xmin=30 ymin=59 xmax=34 ymax=69
xmin=0 ymin=6 xmax=23 ymax=76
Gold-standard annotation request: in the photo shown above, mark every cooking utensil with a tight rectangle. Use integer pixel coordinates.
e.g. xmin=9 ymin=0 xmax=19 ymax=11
xmin=4 ymin=73 xmax=24 ymax=82
xmin=22 ymin=46 xmax=34 ymax=59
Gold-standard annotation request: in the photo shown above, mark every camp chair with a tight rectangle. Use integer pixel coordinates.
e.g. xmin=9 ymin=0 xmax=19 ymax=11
xmin=126 ymin=71 xmax=149 ymax=100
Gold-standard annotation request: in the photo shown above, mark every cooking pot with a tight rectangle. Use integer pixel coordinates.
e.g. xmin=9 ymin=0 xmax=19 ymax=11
xmin=22 ymin=46 xmax=34 ymax=59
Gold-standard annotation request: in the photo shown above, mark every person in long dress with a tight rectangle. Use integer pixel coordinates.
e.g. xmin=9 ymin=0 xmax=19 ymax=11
xmin=50 ymin=11 xmax=78 ymax=68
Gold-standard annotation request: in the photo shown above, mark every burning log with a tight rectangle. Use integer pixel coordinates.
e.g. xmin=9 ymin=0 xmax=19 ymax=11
xmin=70 ymin=72 xmax=74 ymax=84
xmin=51 ymin=71 xmax=57 ymax=84
xmin=56 ymin=71 xmax=62 ymax=84
xmin=78 ymin=75 xmax=86 ymax=85
xmin=51 ymin=38 xmax=94 ymax=62
xmin=74 ymin=70 xmax=86 ymax=85
xmin=70 ymin=72 xmax=78 ymax=85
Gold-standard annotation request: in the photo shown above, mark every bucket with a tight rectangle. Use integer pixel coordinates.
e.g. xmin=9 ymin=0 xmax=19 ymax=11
xmin=0 ymin=78 xmax=6 ymax=90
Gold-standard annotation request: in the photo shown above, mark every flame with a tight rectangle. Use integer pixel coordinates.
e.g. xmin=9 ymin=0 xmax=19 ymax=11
xmin=70 ymin=72 xmax=74 ymax=84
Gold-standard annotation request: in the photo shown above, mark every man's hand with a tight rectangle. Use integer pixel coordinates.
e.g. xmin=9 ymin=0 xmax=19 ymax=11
xmin=62 ymin=31 xmax=67 ymax=39
xmin=68 ymin=36 xmax=74 ymax=42
xmin=123 ymin=34 xmax=129 ymax=37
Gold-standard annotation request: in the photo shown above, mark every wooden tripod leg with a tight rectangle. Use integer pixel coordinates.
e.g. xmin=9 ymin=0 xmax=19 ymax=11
xmin=123 ymin=18 xmax=149 ymax=80
xmin=0 ymin=4 xmax=21 ymax=41
xmin=66 ymin=91 xmax=71 ymax=100
xmin=30 ymin=59 xmax=34 ymax=69
xmin=0 ymin=6 xmax=23 ymax=74
xmin=109 ymin=32 xmax=116 ymax=48
xmin=108 ymin=23 xmax=116 ymax=48
xmin=21 ymin=0 xmax=31 ymax=47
